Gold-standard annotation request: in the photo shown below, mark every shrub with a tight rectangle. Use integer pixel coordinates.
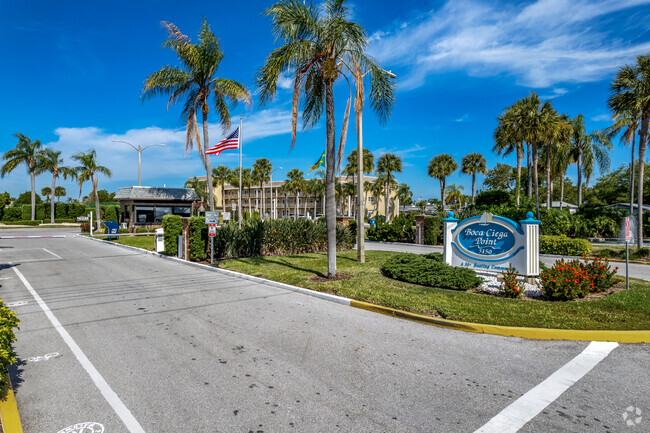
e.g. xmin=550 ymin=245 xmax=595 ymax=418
xmin=80 ymin=221 xmax=99 ymax=232
xmin=631 ymin=247 xmax=650 ymax=260
xmin=104 ymin=206 xmax=118 ymax=223
xmin=367 ymin=213 xmax=415 ymax=243
xmin=539 ymin=235 xmax=592 ymax=256
xmin=1 ymin=206 xmax=22 ymax=221
xmin=189 ymin=217 xmax=208 ymax=262
xmin=499 ymin=267 xmax=522 ymax=298
xmin=539 ymin=209 xmax=572 ymax=236
xmin=66 ymin=203 xmax=87 ymax=218
xmin=21 ymin=205 xmax=30 ymax=220
xmin=118 ymin=228 xmax=129 ymax=234
xmin=55 ymin=203 xmax=68 ymax=219
xmin=594 ymin=248 xmax=621 ymax=259
xmin=0 ymin=220 xmax=40 ymax=226
xmin=539 ymin=257 xmax=621 ymax=301
xmin=475 ymin=190 xmax=512 ymax=206
xmin=381 ymin=253 xmax=483 ymax=290
xmin=0 ymin=299 xmax=20 ymax=389
xmin=54 ymin=218 xmax=76 ymax=223
xmin=162 ymin=215 xmax=183 ymax=256
xmin=423 ymin=216 xmax=442 ymax=245
xmin=135 ymin=228 xmax=149 ymax=233
xmin=584 ymin=257 xmax=620 ymax=292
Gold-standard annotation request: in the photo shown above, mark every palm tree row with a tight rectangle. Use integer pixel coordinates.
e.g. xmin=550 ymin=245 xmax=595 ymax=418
xmin=2 ymin=134 xmax=110 ymax=225
xmin=427 ymin=152 xmax=487 ymax=209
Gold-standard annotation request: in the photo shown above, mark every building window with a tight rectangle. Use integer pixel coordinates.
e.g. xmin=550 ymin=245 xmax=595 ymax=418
xmin=135 ymin=206 xmax=154 ymax=223
xmin=173 ymin=206 xmax=191 ymax=217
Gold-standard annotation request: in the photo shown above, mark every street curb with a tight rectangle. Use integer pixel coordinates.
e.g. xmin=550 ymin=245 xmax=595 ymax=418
xmin=77 ymin=235 xmax=650 ymax=343
xmin=0 ymin=375 xmax=23 ymax=433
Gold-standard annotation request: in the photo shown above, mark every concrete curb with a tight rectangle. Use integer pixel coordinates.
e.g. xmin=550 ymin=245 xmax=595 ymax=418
xmin=0 ymin=375 xmax=23 ymax=433
xmin=77 ymin=235 xmax=650 ymax=343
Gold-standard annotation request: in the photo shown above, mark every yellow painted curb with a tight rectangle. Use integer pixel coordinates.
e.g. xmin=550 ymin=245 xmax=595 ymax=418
xmin=349 ymin=300 xmax=650 ymax=343
xmin=0 ymin=374 xmax=23 ymax=433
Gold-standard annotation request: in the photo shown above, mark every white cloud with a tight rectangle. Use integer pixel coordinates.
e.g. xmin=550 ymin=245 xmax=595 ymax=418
xmin=592 ymin=113 xmax=612 ymax=122
xmin=370 ymin=0 xmax=650 ymax=90
xmin=1 ymin=109 xmax=293 ymax=198
xmin=276 ymin=71 xmax=294 ymax=90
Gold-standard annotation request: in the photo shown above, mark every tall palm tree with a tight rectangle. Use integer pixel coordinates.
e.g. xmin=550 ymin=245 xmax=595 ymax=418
xmin=569 ymin=114 xmax=612 ymax=206
xmin=306 ymin=178 xmax=324 ymax=218
xmin=54 ymin=186 xmax=66 ymax=203
xmin=212 ymin=165 xmax=232 ymax=213
xmin=445 ymin=184 xmax=464 ymax=209
xmin=609 ymin=54 xmax=650 ymax=248
xmin=286 ymin=168 xmax=305 ymax=219
xmin=37 ymin=149 xmax=76 ymax=223
xmin=606 ymin=110 xmax=639 ymax=218
xmin=460 ymin=152 xmax=487 ymax=205
xmin=493 ymin=101 xmax=526 ymax=205
xmin=72 ymin=149 xmax=112 ymax=230
xmin=397 ymin=183 xmax=412 ymax=213
xmin=542 ymin=113 xmax=573 ymax=209
xmin=252 ymin=158 xmax=272 ymax=219
xmin=376 ymin=153 xmax=402 ymax=221
xmin=427 ymin=154 xmax=457 ymax=212
xmin=257 ymin=0 xmax=394 ymax=276
xmin=1 ymin=133 xmax=43 ymax=220
xmin=142 ymin=19 xmax=250 ymax=212
xmin=342 ymin=148 xmax=374 ymax=218
xmin=239 ymin=168 xmax=253 ymax=217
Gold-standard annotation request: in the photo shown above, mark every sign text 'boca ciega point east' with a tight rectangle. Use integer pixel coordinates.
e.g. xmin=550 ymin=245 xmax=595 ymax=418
xmin=443 ymin=211 xmax=540 ymax=276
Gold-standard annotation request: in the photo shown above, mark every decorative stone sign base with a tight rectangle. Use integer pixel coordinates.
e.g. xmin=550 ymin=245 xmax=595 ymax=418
xmin=443 ymin=211 xmax=540 ymax=277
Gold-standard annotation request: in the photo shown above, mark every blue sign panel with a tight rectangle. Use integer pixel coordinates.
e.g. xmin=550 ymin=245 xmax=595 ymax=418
xmin=456 ymin=222 xmax=516 ymax=256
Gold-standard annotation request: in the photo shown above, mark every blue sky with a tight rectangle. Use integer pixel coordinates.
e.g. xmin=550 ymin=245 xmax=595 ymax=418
xmin=2 ymin=0 xmax=650 ymax=202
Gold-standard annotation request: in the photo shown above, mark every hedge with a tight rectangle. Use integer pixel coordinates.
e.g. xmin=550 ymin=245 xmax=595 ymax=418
xmin=381 ymin=253 xmax=483 ymax=290
xmin=539 ymin=235 xmax=592 ymax=256
xmin=423 ymin=216 xmax=442 ymax=245
xmin=189 ymin=217 xmax=208 ymax=262
xmin=0 ymin=299 xmax=20 ymax=389
xmin=0 ymin=220 xmax=40 ymax=226
xmin=367 ymin=213 xmax=415 ymax=242
xmin=20 ymin=204 xmax=45 ymax=221
xmin=162 ymin=215 xmax=183 ymax=256
xmin=104 ymin=206 xmax=118 ymax=223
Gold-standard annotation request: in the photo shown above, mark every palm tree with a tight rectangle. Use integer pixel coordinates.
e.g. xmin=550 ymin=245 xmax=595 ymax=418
xmin=542 ymin=113 xmax=573 ymax=209
xmin=606 ymin=110 xmax=639 ymax=218
xmin=1 ymin=133 xmax=43 ymax=220
xmin=446 ymin=184 xmax=464 ymax=209
xmin=342 ymin=148 xmax=374 ymax=217
xmin=427 ymin=154 xmax=458 ymax=212
xmin=286 ymin=168 xmax=305 ymax=219
xmin=142 ymin=19 xmax=250 ymax=212
xmin=72 ymin=149 xmax=112 ymax=230
xmin=41 ymin=187 xmax=51 ymax=202
xmin=37 ymin=149 xmax=77 ymax=223
xmin=493 ymin=101 xmax=526 ymax=205
xmin=609 ymin=54 xmax=650 ymax=248
xmin=239 ymin=168 xmax=253 ymax=217
xmin=569 ymin=114 xmax=612 ymax=206
xmin=460 ymin=152 xmax=487 ymax=205
xmin=368 ymin=179 xmax=384 ymax=217
xmin=252 ymin=158 xmax=272 ymax=219
xmin=376 ymin=153 xmax=402 ymax=221
xmin=212 ymin=165 xmax=232 ymax=213
xmin=257 ymin=0 xmax=394 ymax=276
xmin=306 ymin=178 xmax=324 ymax=218
xmin=54 ymin=186 xmax=66 ymax=203
xmin=397 ymin=183 xmax=412 ymax=212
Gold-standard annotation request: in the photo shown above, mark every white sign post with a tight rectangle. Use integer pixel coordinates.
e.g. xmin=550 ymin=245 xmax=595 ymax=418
xmin=205 ymin=212 xmax=219 ymax=264
xmin=625 ymin=216 xmax=631 ymax=290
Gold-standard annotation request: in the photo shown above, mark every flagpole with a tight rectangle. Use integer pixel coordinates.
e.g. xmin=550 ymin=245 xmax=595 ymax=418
xmin=238 ymin=114 xmax=243 ymax=229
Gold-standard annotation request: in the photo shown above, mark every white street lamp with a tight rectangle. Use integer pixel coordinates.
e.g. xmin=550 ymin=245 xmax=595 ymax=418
xmin=112 ymin=139 xmax=165 ymax=186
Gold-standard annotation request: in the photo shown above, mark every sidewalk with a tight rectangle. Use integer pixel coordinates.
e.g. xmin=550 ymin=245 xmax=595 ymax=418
xmin=364 ymin=241 xmax=650 ymax=281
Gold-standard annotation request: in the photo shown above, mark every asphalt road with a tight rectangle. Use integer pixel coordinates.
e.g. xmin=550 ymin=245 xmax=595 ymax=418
xmin=0 ymin=228 xmax=648 ymax=432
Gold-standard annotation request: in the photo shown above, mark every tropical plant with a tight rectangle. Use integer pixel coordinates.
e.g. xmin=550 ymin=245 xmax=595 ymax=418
xmin=142 ymin=18 xmax=251 ymax=212
xmin=1 ymin=133 xmax=43 ymax=220
xmin=185 ymin=177 xmax=208 ymax=204
xmin=460 ymin=152 xmax=487 ymax=204
xmin=72 ymin=149 xmax=112 ymax=230
xmin=397 ymin=183 xmax=412 ymax=212
xmin=609 ymin=54 xmax=650 ymax=248
xmin=342 ymin=148 xmax=374 ymax=217
xmin=239 ymin=168 xmax=253 ymax=216
xmin=445 ymin=184 xmax=464 ymax=209
xmin=286 ymin=168 xmax=305 ymax=219
xmin=494 ymin=101 xmax=526 ymax=205
xmin=54 ymin=186 xmax=66 ymax=203
xmin=252 ymin=158 xmax=272 ymax=219
xmin=606 ymin=109 xmax=639 ymax=218
xmin=376 ymin=153 xmax=402 ymax=221
xmin=212 ymin=165 xmax=232 ymax=213
xmin=256 ymin=0 xmax=395 ymax=276
xmin=306 ymin=178 xmax=324 ymax=218
xmin=542 ymin=113 xmax=573 ymax=208
xmin=427 ymin=154 xmax=457 ymax=210
xmin=41 ymin=187 xmax=51 ymax=202
xmin=37 ymin=148 xmax=77 ymax=223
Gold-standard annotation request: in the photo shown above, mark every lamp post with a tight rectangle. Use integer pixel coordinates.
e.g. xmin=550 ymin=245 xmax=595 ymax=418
xmin=112 ymin=139 xmax=165 ymax=186
xmin=270 ymin=167 xmax=283 ymax=219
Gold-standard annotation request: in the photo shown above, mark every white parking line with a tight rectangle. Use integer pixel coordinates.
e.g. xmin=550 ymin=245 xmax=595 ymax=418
xmin=42 ymin=248 xmax=62 ymax=259
xmin=474 ymin=341 xmax=618 ymax=433
xmin=12 ymin=266 xmax=146 ymax=433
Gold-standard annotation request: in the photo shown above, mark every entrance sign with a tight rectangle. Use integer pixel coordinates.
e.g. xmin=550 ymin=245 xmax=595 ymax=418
xmin=443 ymin=211 xmax=540 ymax=276
xmin=205 ymin=211 xmax=219 ymax=225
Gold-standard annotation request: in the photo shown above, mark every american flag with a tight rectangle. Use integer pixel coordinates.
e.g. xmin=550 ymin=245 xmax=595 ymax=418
xmin=206 ymin=127 xmax=239 ymax=155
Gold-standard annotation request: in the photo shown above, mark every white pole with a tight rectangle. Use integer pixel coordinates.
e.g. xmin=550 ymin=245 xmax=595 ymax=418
xmin=239 ymin=114 xmax=243 ymax=229
xmin=89 ymin=212 xmax=93 ymax=236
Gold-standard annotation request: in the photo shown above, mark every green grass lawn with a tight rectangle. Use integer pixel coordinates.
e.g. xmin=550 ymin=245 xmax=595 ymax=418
xmin=218 ymin=250 xmax=650 ymax=330
xmin=108 ymin=235 xmax=155 ymax=251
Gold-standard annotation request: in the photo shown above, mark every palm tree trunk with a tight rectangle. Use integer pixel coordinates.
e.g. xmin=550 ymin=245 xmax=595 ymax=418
xmin=384 ymin=174 xmax=390 ymax=221
xmin=533 ymin=143 xmax=540 ymax=217
xmin=30 ymin=171 xmax=36 ymax=220
xmin=440 ymin=178 xmax=446 ymax=212
xmin=471 ymin=173 xmax=476 ymax=205
xmin=526 ymin=143 xmax=532 ymax=198
xmin=577 ymin=152 xmax=583 ymax=207
xmin=295 ymin=191 xmax=299 ymax=220
xmin=261 ymin=181 xmax=265 ymax=219
xmin=546 ymin=146 xmax=551 ymax=209
xmin=325 ymin=81 xmax=337 ymax=278
xmin=202 ymin=111 xmax=215 ymax=212
xmin=93 ymin=177 xmax=101 ymax=231
xmin=560 ymin=174 xmax=565 ymax=210
xmin=51 ymin=175 xmax=56 ymax=223
xmin=516 ymin=143 xmax=522 ymax=206
xmin=630 ymin=131 xmax=636 ymax=219
xmin=638 ymin=114 xmax=649 ymax=249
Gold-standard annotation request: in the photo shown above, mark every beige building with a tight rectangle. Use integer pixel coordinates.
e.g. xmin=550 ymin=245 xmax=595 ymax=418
xmin=186 ymin=175 xmax=399 ymax=220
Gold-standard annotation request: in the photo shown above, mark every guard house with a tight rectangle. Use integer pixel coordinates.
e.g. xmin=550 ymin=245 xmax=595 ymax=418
xmin=114 ymin=186 xmax=200 ymax=230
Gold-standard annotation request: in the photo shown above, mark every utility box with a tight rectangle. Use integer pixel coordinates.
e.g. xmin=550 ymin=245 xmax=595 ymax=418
xmin=155 ymin=228 xmax=165 ymax=253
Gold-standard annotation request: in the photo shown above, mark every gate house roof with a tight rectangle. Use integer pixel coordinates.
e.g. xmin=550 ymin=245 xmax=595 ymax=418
xmin=114 ymin=186 xmax=199 ymax=201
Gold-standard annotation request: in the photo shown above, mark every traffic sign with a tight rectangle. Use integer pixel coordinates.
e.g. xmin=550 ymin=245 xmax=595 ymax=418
xmin=208 ymin=224 xmax=217 ymax=237
xmin=205 ymin=211 xmax=219 ymax=225
xmin=223 ymin=212 xmax=231 ymax=221
xmin=625 ymin=216 xmax=631 ymax=242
